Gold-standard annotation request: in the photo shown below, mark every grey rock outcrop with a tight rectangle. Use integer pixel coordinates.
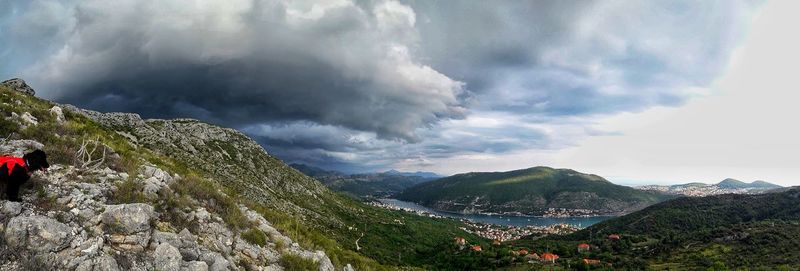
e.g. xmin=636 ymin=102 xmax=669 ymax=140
xmin=155 ymin=243 xmax=183 ymax=271
xmin=5 ymin=215 xmax=74 ymax=253
xmin=1 ymin=78 xmax=36 ymax=95
xmin=101 ymin=203 xmax=156 ymax=252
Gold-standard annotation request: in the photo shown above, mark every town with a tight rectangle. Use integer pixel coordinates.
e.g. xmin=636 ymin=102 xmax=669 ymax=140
xmin=461 ymin=221 xmax=580 ymax=242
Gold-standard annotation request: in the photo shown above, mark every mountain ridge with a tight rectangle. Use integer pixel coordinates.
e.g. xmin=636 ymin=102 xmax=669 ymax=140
xmin=397 ymin=166 xmax=667 ymax=216
xmin=292 ymin=163 xmax=437 ymax=198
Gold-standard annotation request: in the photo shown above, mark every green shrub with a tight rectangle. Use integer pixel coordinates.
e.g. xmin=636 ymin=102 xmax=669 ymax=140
xmin=0 ymin=117 xmax=16 ymax=137
xmin=242 ymin=228 xmax=268 ymax=247
xmin=280 ymin=254 xmax=318 ymax=271
xmin=171 ymin=175 xmax=252 ymax=230
xmin=112 ymin=178 xmax=147 ymax=204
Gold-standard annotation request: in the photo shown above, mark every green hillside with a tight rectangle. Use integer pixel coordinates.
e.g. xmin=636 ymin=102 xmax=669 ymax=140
xmin=505 ymin=188 xmax=800 ymax=270
xmin=397 ymin=167 xmax=667 ymax=216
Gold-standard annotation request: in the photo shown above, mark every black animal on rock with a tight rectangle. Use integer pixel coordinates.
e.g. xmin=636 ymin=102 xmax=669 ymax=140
xmin=0 ymin=150 xmax=49 ymax=201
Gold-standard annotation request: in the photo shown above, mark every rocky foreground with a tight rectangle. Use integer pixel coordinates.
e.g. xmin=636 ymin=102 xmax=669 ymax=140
xmin=0 ymin=140 xmax=337 ymax=271
xmin=0 ymin=79 xmax=346 ymax=271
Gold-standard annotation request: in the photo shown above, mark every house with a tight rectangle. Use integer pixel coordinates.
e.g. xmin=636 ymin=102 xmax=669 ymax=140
xmin=608 ymin=234 xmax=621 ymax=240
xmin=540 ymin=253 xmax=559 ymax=264
xmin=517 ymin=249 xmax=529 ymax=255
xmin=577 ymin=243 xmax=591 ymax=251
xmin=583 ymin=259 xmax=601 ymax=266
xmin=492 ymin=239 xmax=502 ymax=246
xmin=471 ymin=245 xmax=482 ymax=252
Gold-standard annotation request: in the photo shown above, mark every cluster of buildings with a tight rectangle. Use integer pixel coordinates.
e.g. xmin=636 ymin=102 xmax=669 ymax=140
xmin=636 ymin=183 xmax=775 ymax=197
xmin=541 ymin=207 xmax=603 ymax=217
xmin=367 ymin=200 xmax=446 ymax=219
xmin=459 ymin=221 xmax=579 ymax=242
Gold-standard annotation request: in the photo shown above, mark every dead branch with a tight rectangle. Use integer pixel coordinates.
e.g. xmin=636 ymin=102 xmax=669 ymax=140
xmin=74 ymin=137 xmax=107 ymax=170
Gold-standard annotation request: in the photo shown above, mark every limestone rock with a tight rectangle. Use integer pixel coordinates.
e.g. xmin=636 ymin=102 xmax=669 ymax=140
xmin=1 ymin=78 xmax=36 ymax=95
xmin=184 ymin=261 xmax=209 ymax=271
xmin=155 ymin=243 xmax=183 ymax=271
xmin=75 ymin=255 xmax=121 ymax=271
xmin=0 ymin=139 xmax=44 ymax=157
xmin=50 ymin=106 xmax=66 ymax=123
xmin=101 ymin=203 xmax=155 ymax=234
xmin=1 ymin=201 xmax=23 ymax=217
xmin=5 ymin=215 xmax=74 ymax=253
xmin=19 ymin=112 xmax=39 ymax=126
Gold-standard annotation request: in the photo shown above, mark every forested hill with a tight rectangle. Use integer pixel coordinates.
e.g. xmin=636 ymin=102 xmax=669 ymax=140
xmin=514 ymin=188 xmax=800 ymax=269
xmin=397 ymin=166 xmax=667 ymax=216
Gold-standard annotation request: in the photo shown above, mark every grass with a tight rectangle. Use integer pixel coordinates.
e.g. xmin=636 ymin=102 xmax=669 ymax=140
xmin=241 ymin=228 xmax=268 ymax=247
xmin=111 ymin=178 xmax=148 ymax=204
xmin=280 ymin=254 xmax=319 ymax=271
xmin=170 ymin=175 xmax=252 ymax=230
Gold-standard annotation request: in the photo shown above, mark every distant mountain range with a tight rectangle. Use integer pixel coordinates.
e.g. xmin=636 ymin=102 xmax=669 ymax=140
xmin=396 ymin=166 xmax=669 ymax=216
xmin=637 ymin=178 xmax=782 ymax=196
xmin=291 ymin=164 xmax=439 ymax=198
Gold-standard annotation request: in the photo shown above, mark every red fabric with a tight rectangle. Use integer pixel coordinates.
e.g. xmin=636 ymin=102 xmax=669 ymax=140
xmin=0 ymin=156 xmax=27 ymax=175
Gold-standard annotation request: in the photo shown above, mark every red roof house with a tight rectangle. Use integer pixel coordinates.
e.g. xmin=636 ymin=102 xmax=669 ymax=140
xmin=608 ymin=234 xmax=621 ymax=240
xmin=577 ymin=243 xmax=591 ymax=251
xmin=540 ymin=253 xmax=559 ymax=263
xmin=471 ymin=245 xmax=482 ymax=252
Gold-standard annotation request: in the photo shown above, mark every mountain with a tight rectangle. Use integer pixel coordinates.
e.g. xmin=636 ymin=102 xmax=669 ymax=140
xmin=509 ymin=188 xmax=800 ymax=269
xmin=292 ymin=164 xmax=437 ymax=198
xmin=383 ymin=169 xmax=441 ymax=179
xmin=637 ymin=178 xmax=782 ymax=196
xmin=0 ymin=80 xmax=484 ymax=270
xmin=396 ymin=166 xmax=668 ymax=216
xmin=718 ymin=178 xmax=782 ymax=189
xmin=716 ymin=178 xmax=750 ymax=189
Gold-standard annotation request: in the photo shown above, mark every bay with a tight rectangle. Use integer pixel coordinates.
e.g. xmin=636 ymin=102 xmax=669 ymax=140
xmin=378 ymin=198 xmax=612 ymax=228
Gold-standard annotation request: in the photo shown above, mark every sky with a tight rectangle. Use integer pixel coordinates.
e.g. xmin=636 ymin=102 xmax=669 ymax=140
xmin=2 ymin=0 xmax=797 ymax=186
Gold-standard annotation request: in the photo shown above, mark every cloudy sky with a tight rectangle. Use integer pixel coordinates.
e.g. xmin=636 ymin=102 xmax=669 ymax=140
xmin=2 ymin=0 xmax=797 ymax=185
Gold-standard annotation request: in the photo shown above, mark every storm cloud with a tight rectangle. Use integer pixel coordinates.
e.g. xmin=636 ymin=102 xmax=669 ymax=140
xmin=0 ymin=0 xmax=762 ymax=172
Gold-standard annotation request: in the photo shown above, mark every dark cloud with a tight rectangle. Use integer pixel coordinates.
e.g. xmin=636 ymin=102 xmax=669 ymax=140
xmin=0 ymin=0 xmax=762 ymax=172
xmin=23 ymin=0 xmax=465 ymax=141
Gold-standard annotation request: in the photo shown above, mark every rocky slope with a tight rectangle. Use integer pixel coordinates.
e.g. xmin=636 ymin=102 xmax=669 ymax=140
xmin=397 ymin=167 xmax=667 ymax=216
xmin=0 ymin=80 xmax=355 ymax=270
xmin=0 ymin=140 xmax=338 ymax=271
xmin=1 ymin=79 xmax=488 ymax=270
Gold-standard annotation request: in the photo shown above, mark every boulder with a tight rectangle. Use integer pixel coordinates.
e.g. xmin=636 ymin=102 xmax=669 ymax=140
xmin=1 ymin=78 xmax=36 ymax=95
xmin=184 ymin=261 xmax=209 ymax=271
xmin=0 ymin=139 xmax=44 ymax=157
xmin=19 ymin=112 xmax=38 ymax=126
xmin=101 ymin=203 xmax=155 ymax=234
xmin=155 ymin=243 xmax=183 ymax=271
xmin=101 ymin=203 xmax=156 ymax=251
xmin=1 ymin=201 xmax=23 ymax=217
xmin=75 ymin=255 xmax=121 ymax=271
xmin=5 ymin=215 xmax=74 ymax=253
xmin=50 ymin=106 xmax=65 ymax=123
